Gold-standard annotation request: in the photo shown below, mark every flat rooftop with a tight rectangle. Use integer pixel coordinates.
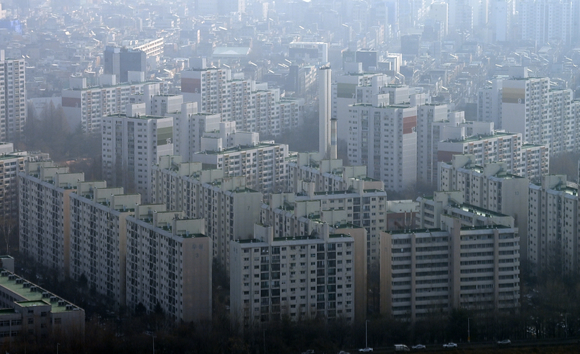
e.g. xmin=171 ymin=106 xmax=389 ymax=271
xmin=0 ymin=271 xmax=82 ymax=313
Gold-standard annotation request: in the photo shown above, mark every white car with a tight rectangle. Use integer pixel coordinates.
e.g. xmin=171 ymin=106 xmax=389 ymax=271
xmin=358 ymin=348 xmax=373 ymax=352
xmin=412 ymin=344 xmax=426 ymax=350
xmin=443 ymin=342 xmax=457 ymax=348
xmin=497 ymin=339 xmax=511 ymax=345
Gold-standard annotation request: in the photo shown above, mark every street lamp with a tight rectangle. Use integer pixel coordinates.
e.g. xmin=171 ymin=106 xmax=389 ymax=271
xmin=365 ymin=319 xmax=370 ymax=349
xmin=468 ymin=318 xmax=470 ymax=343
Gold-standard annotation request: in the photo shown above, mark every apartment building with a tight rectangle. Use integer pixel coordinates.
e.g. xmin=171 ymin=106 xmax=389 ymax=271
xmin=502 ymin=77 xmax=578 ymax=155
xmin=18 ymin=161 xmax=84 ymax=277
xmin=151 ymin=156 xmax=263 ymax=270
xmin=0 ymin=268 xmax=85 ymax=343
xmin=0 ymin=51 xmax=26 ymax=142
xmin=347 ymin=103 xmax=417 ymax=192
xmin=380 ymin=215 xmax=520 ymax=321
xmin=386 ymin=200 xmax=419 ymax=231
xmin=439 ymin=156 xmax=530 ymax=260
xmin=477 ymin=78 xmax=503 ymax=128
xmin=520 ymin=0 xmax=571 ymax=45
xmin=528 ymin=175 xmax=580 ymax=276
xmin=189 ymin=141 xmax=288 ymax=194
xmin=333 ymin=71 xmax=390 ymax=142
xmin=62 ymin=78 xmax=166 ymax=133
xmin=69 ymin=183 xmax=140 ymax=305
xmin=101 ymin=109 xmax=173 ymax=200
xmin=416 ymin=191 xmax=515 ymax=230
xmin=125 ymin=206 xmax=212 ymax=322
xmin=437 ymin=132 xmax=549 ymax=182
xmin=286 ymin=153 xmax=370 ymax=194
xmin=261 ymin=178 xmax=387 ymax=264
xmin=0 ymin=143 xmax=48 ymax=219
xmin=171 ymin=103 xmax=221 ymax=162
xmin=230 ymin=222 xmax=367 ymax=328
xmin=122 ymin=38 xmax=164 ymax=57
xmin=416 ymin=103 xmax=448 ymax=185
xmin=181 ymin=66 xmax=303 ymax=135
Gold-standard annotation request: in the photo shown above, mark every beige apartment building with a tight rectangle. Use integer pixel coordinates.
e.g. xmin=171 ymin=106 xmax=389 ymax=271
xmin=381 ymin=192 xmax=520 ymax=321
xmin=151 ymin=155 xmax=263 ymax=270
xmin=69 ymin=183 xmax=140 ymax=306
xmin=18 ymin=161 xmax=84 ymax=277
xmin=126 ymin=206 xmax=212 ymax=322
xmin=380 ymin=216 xmax=520 ymax=321
xmin=438 ymin=155 xmax=530 ymax=260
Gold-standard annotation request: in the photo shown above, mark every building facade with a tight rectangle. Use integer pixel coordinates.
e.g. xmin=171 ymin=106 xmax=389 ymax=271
xmin=380 ymin=216 xmax=520 ymax=321
xmin=230 ymin=223 xmax=367 ymax=328
xmin=101 ymin=111 xmax=174 ymax=200
xmin=347 ymin=103 xmax=417 ymax=192
xmin=0 ymin=52 xmax=26 ymax=142
xmin=126 ymin=206 xmax=212 ymax=322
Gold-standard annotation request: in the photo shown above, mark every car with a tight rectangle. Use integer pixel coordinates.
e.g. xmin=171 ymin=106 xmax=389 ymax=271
xmin=358 ymin=348 xmax=373 ymax=352
xmin=412 ymin=344 xmax=426 ymax=350
xmin=497 ymin=339 xmax=511 ymax=345
xmin=443 ymin=342 xmax=457 ymax=348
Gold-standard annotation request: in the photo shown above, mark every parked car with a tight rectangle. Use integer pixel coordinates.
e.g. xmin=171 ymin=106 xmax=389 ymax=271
xmin=497 ymin=339 xmax=511 ymax=345
xmin=443 ymin=342 xmax=457 ymax=348
xmin=412 ymin=344 xmax=426 ymax=350
xmin=358 ymin=348 xmax=373 ymax=352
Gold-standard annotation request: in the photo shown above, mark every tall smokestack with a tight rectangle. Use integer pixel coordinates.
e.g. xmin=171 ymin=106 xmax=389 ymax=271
xmin=330 ymin=118 xmax=337 ymax=160
xmin=318 ymin=65 xmax=331 ymax=160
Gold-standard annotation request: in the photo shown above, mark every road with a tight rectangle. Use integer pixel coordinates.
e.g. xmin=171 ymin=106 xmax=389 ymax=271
xmin=345 ymin=338 xmax=580 ymax=353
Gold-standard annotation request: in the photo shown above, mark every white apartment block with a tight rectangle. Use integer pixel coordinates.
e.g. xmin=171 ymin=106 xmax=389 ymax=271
xmin=380 ymin=216 xmax=520 ymax=321
xmin=171 ymin=103 xmax=221 ymax=162
xmin=151 ymin=156 xmax=263 ymax=270
xmin=437 ymin=132 xmax=549 ymax=182
xmin=126 ymin=206 xmax=212 ymax=322
xmin=416 ymin=103 xmax=448 ymax=186
xmin=62 ymin=78 xmax=166 ymax=133
xmin=0 ymin=52 xmax=26 ymax=142
xmin=18 ymin=161 xmax=84 ymax=278
xmin=502 ymin=77 xmax=579 ymax=155
xmin=262 ymin=178 xmax=387 ymax=264
xmin=190 ymin=141 xmax=288 ymax=194
xmin=439 ymin=156 xmax=530 ymax=260
xmin=333 ymin=71 xmax=390 ymax=142
xmin=520 ymin=0 xmax=571 ymax=45
xmin=347 ymin=103 xmax=417 ymax=192
xmin=230 ymin=222 xmax=367 ymax=328
xmin=181 ymin=66 xmax=303 ymax=135
xmin=101 ymin=111 xmax=173 ymax=201
xmin=69 ymin=184 xmax=140 ymax=306
xmin=477 ymin=78 xmax=503 ymax=128
xmin=528 ymin=175 xmax=580 ymax=276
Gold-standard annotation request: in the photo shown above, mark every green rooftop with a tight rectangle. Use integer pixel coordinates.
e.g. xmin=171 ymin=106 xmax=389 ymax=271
xmin=0 ymin=271 xmax=81 ymax=313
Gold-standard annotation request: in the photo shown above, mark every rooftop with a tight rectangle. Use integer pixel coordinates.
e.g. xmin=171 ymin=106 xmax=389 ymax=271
xmin=0 ymin=270 xmax=81 ymax=313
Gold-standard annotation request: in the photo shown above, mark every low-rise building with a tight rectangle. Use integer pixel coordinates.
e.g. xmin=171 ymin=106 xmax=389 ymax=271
xmin=0 ymin=267 xmax=85 ymax=343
